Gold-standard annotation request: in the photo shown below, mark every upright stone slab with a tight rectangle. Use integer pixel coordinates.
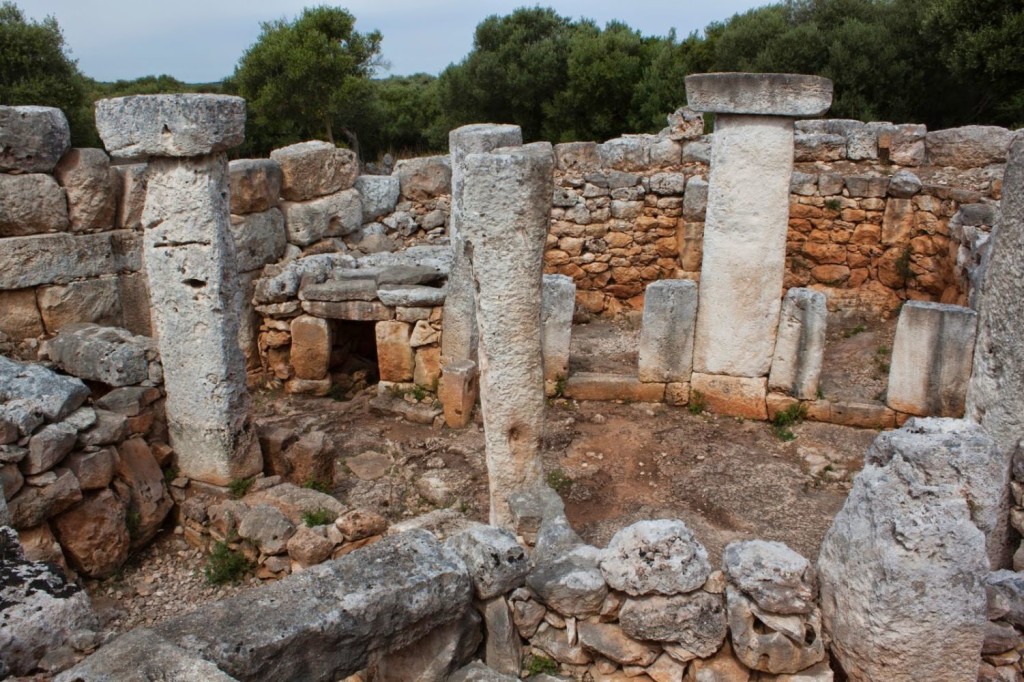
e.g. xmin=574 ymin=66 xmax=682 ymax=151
xmin=96 ymin=95 xmax=261 ymax=485
xmin=461 ymin=141 xmax=553 ymax=528
xmin=541 ymin=274 xmax=575 ymax=385
xmin=888 ymin=301 xmax=977 ymax=417
xmin=769 ymin=288 xmax=827 ymax=399
xmin=441 ymin=124 xmax=523 ymax=371
xmin=686 ymin=73 xmax=832 ymax=378
xmin=637 ymin=279 xmax=698 ymax=383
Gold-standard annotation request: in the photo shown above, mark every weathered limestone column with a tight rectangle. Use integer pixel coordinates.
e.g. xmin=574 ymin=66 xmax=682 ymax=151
xmin=541 ymin=274 xmax=576 ymax=389
xmin=461 ymin=141 xmax=554 ymax=528
xmin=637 ymin=279 xmax=698 ymax=383
xmin=441 ymin=124 xmax=523 ymax=367
xmin=768 ymin=288 xmax=827 ymax=400
xmin=95 ymin=94 xmax=261 ymax=484
xmin=686 ymin=74 xmax=832 ymax=382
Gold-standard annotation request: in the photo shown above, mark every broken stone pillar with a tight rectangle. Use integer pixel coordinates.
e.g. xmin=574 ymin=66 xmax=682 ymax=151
xmin=438 ymin=360 xmax=479 ymax=429
xmin=95 ymin=94 xmax=261 ymax=485
xmin=461 ymin=141 xmax=554 ymax=528
xmin=637 ymin=279 xmax=698 ymax=383
xmin=768 ymin=288 xmax=827 ymax=400
xmin=441 ymin=124 xmax=523 ymax=368
xmin=541 ymin=274 xmax=575 ymax=389
xmin=686 ymin=73 xmax=832 ymax=379
xmin=888 ymin=301 xmax=977 ymax=417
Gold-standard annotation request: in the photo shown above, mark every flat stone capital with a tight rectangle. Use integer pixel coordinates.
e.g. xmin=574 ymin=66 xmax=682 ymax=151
xmin=95 ymin=94 xmax=246 ymax=159
xmin=685 ymin=73 xmax=832 ymax=117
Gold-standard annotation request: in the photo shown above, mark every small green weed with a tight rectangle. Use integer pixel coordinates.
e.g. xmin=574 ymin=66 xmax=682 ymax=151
xmin=162 ymin=464 xmax=179 ymax=484
xmin=546 ymin=469 xmax=573 ymax=495
xmin=228 ymin=477 xmax=254 ymax=499
xmin=771 ymin=403 xmax=807 ymax=441
xmin=524 ymin=654 xmax=559 ymax=676
xmin=824 ymin=198 xmax=842 ymax=212
xmin=301 ymin=508 xmax=334 ymax=527
xmin=303 ymin=477 xmax=332 ymax=494
xmin=895 ymin=246 xmax=915 ymax=285
xmin=688 ymin=390 xmax=707 ymax=415
xmin=126 ymin=510 xmax=142 ymax=541
xmin=204 ymin=541 xmax=252 ymax=585
xmin=410 ymin=384 xmax=427 ymax=402
xmin=874 ymin=346 xmax=891 ymax=375
xmin=327 ymin=384 xmax=347 ymax=401
xmin=842 ymin=324 xmax=866 ymax=338
xmin=553 ymin=374 xmax=567 ymax=399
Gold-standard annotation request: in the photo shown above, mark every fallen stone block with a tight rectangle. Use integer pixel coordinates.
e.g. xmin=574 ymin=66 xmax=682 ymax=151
xmin=446 ymin=525 xmax=530 ymax=599
xmin=44 ymin=323 xmax=157 ymax=387
xmin=564 ymin=373 xmax=666 ymax=402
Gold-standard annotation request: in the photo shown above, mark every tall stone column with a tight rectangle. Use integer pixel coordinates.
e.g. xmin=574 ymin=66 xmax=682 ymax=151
xmin=95 ymin=94 xmax=262 ymax=485
xmin=461 ymin=141 xmax=554 ymax=528
xmin=686 ymin=74 xmax=832 ymax=381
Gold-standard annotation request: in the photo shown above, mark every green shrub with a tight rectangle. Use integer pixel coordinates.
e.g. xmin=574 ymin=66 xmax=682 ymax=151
xmin=228 ymin=477 xmax=254 ymax=499
xmin=688 ymin=390 xmax=707 ymax=415
xmin=771 ymin=403 xmax=807 ymax=441
xmin=302 ymin=508 xmax=334 ymax=527
xmin=524 ymin=654 xmax=558 ymax=676
xmin=204 ymin=542 xmax=252 ymax=585
xmin=546 ymin=469 xmax=572 ymax=495
xmin=303 ymin=477 xmax=332 ymax=493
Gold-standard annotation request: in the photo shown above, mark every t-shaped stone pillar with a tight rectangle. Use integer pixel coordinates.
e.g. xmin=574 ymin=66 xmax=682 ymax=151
xmin=95 ymin=94 xmax=262 ymax=485
xmin=461 ymin=141 xmax=554 ymax=528
xmin=685 ymin=73 xmax=832 ymax=378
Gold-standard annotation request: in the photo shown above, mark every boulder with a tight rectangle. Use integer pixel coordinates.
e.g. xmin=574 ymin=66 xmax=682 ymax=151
xmin=22 ymin=422 xmax=78 ymax=475
xmin=114 ymin=438 xmax=173 ymax=547
xmin=446 ymin=525 xmax=531 ymax=599
xmin=237 ymin=504 xmax=296 ymax=555
xmin=271 ymin=140 xmax=358 ymax=201
xmin=53 ymin=148 xmax=117 ymax=231
xmin=0 ymin=105 xmax=71 ymax=173
xmin=618 ymin=591 xmax=727 ymax=657
xmin=926 ymin=126 xmax=1015 ymax=168
xmin=600 ymin=519 xmax=711 ymax=596
xmin=722 ymin=540 xmax=816 ymax=614
xmin=286 ymin=526 xmax=334 ymax=566
xmin=355 ymin=174 xmax=401 ymax=220
xmin=577 ymin=621 xmax=660 ymax=667
xmin=52 ymin=488 xmax=130 ymax=577
xmin=528 ymin=515 xmax=608 ymax=617
xmin=7 ymin=467 xmax=82 ymax=529
xmin=393 ymin=155 xmax=452 ymax=201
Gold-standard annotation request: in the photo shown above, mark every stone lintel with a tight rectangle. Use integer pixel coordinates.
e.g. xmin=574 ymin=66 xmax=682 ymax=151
xmin=685 ymin=73 xmax=833 ymax=117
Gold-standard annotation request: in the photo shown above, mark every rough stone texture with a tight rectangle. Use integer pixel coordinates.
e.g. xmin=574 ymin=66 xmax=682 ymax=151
xmin=481 ymin=596 xmax=520 ymax=677
xmin=461 ymin=141 xmax=552 ymax=527
xmin=376 ymin=320 xmax=415 ymax=382
xmin=53 ymin=148 xmax=117 ymax=231
xmin=287 ymin=526 xmax=334 ymax=566
xmin=115 ymin=438 xmax=173 ymax=547
xmin=0 ymin=172 xmax=69 ymax=237
xmin=987 ymin=571 xmax=1024 ymax=628
xmin=446 ymin=525 xmax=530 ymax=599
xmin=53 ymin=627 xmax=238 ymax=682
xmin=564 ymin=373 xmax=666 ymax=402
xmin=578 ymin=621 xmax=660 ymax=667
xmin=64 ymin=448 xmax=115 ymax=490
xmin=51 ymin=488 xmax=130 ymax=577
xmin=244 ymin=483 xmax=345 ymax=526
xmin=149 ymin=530 xmax=471 ymax=681
xmin=0 ymin=230 xmax=141 ymax=290
xmin=270 ymin=141 xmax=358 ymax=202
xmin=0 ymin=528 xmax=99 ymax=676
xmin=541 ymin=274 xmax=575 ymax=383
xmin=439 ymin=359 xmax=478 ymax=429
xmin=600 ymin=519 xmax=711 ymax=596
xmin=691 ymin=113 xmax=795 ymax=377
xmin=229 ymin=158 xmax=282 ymax=214
xmin=229 ymin=209 xmax=287 ymax=273
xmin=95 ymin=94 xmax=246 ymax=159
xmin=301 ymin=299 xmax=393 ymax=320
xmin=377 ymin=284 xmax=446 ymax=307
xmin=0 ymin=105 xmax=71 ymax=173
xmin=0 ymin=289 xmax=44 ymax=339
xmin=528 ymin=515 xmax=608 ymax=617
xmin=22 ymin=422 xmax=77 ymax=475
xmin=141 ymin=153 xmax=261 ymax=485
xmin=726 ymin=586 xmax=825 ymax=674
xmin=638 ymin=279 xmax=698 ymax=383
xmin=449 ymin=661 xmax=519 ymax=682
xmin=887 ymin=301 xmax=977 ymax=417
xmin=374 ymin=606 xmax=482 ymax=682
xmin=290 ymin=315 xmax=332 ymax=381
xmin=768 ymin=288 xmax=827 ymax=400
xmin=722 ymin=540 xmax=816 ymax=614
xmin=356 ymin=174 xmax=401 ymax=220
xmin=690 ymin=373 xmax=768 ymax=420
xmin=44 ymin=323 xmax=155 ymax=387
xmin=280 ymin=188 xmax=362 ymax=246
xmin=0 ymin=355 xmax=89 ymax=421
xmin=394 ymin=155 xmax=452 ymax=201
xmin=618 ymin=591 xmax=727 ymax=657
xmin=818 ymin=423 xmax=989 ymax=682
xmin=685 ymin=73 xmax=832 ymax=117
xmin=111 ymin=163 xmax=147 ymax=229
xmin=926 ymin=125 xmax=1015 ymax=168
xmin=37 ymin=277 xmax=124 ymax=334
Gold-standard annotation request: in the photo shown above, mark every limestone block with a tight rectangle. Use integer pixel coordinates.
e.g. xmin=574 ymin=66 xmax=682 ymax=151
xmin=54 ymin=148 xmax=116 ymax=231
xmin=446 ymin=525 xmax=530 ymax=599
xmin=650 ymin=172 xmax=687 ymax=196
xmin=290 ymin=315 xmax=332 ymax=381
xmin=22 ymin=422 xmax=77 ymax=475
xmin=790 ymin=171 xmax=817 ymax=196
xmin=768 ymin=288 xmax=827 ymax=400
xmin=0 ymin=173 xmax=69 ymax=237
xmin=481 ymin=597 xmax=521 ymax=677
xmin=378 ymin=284 xmax=447 ymax=307
xmin=414 ymin=346 xmax=441 ymax=388
xmin=0 ymin=106 xmax=70 ymax=173
xmin=600 ymin=519 xmax=711 ymax=596
xmin=44 ymin=323 xmax=155 ymax=387
xmin=598 ymin=137 xmax=651 ymax=171
xmin=394 ymin=155 xmax=452 ymax=201
xmin=301 ymin=277 xmax=378 ymax=302
xmin=638 ymin=280 xmax=698 ymax=383
xmin=794 ymin=134 xmax=846 ymax=162
xmin=230 ymin=208 xmax=287 ymax=273
xmin=888 ymin=170 xmax=922 ymax=198
xmin=301 ymin=299 xmax=393 ymax=321
xmin=355 ymin=174 xmax=401 ymax=220
xmin=542 ymin=274 xmax=575 ymax=383
xmin=376 ymin=320 xmax=415 ymax=382
xmin=111 ymin=162 xmax=147 ymax=229
xmin=0 ymin=355 xmax=89 ymax=421
xmin=118 ymin=271 xmax=152 ymax=337
xmin=52 ymin=488 xmax=130 ymax=578
xmin=7 ymin=467 xmax=82 ymax=529
xmin=229 ymin=158 xmax=282 ymax=214
xmin=889 ymin=124 xmax=926 ymax=166
xmin=926 ymin=125 xmax=1015 ymax=168
xmin=564 ymin=373 xmax=666 ymax=402
xmin=37 ymin=277 xmax=124 ymax=334
xmin=844 ymin=175 xmax=889 ymax=198
xmin=528 ymin=542 xmax=608 ymax=618
xmin=374 ymin=606 xmax=482 ymax=682
xmin=691 ymin=373 xmax=767 ymax=420
xmin=95 ymin=94 xmax=246 ymax=159
xmin=280 ymin=188 xmax=362 ymax=246
xmin=0 ymin=289 xmax=43 ymax=339
xmin=114 ymin=438 xmax=173 ymax=547
xmin=818 ymin=422 xmax=989 ymax=682
xmin=578 ymin=621 xmax=660 ymax=667
xmin=554 ymin=141 xmax=600 ymax=172
xmin=618 ymin=591 xmax=726 ymax=657
xmin=0 ymin=230 xmax=141 ymax=290
xmin=270 ymin=140 xmax=357 ymax=201
xmin=887 ymin=301 xmax=977 ymax=417
xmin=439 ymin=359 xmax=478 ymax=429
xmin=726 ymin=586 xmax=825 ymax=674
xmin=650 ymin=137 xmax=682 ymax=165
xmin=64 ymin=448 xmax=115 ymax=491
xmin=692 ymin=115 xmax=794 ymax=377
xmin=685 ymin=73 xmax=832 ymax=117
xmin=722 ymin=540 xmax=816 ymax=614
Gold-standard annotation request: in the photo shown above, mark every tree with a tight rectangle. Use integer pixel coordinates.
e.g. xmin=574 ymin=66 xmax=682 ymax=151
xmin=232 ymin=6 xmax=384 ymax=156
xmin=369 ymin=74 xmax=445 ymax=156
xmin=0 ymin=2 xmax=93 ymax=145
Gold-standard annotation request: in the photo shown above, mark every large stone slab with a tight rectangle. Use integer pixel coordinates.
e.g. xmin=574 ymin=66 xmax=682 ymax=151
xmin=229 ymin=158 xmax=282 ymax=214
xmin=685 ymin=73 xmax=833 ymax=117
xmin=111 ymin=162 xmax=147 ymax=229
xmin=541 ymin=274 xmax=575 ymax=383
xmin=638 ymin=279 xmax=698 ymax=383
xmin=690 ymin=373 xmax=767 ymax=420
xmin=768 ymin=288 xmax=827 ymax=400
xmin=563 ymin=373 xmax=666 ymax=402
xmin=355 ymin=174 xmax=401 ymax=220
xmin=0 ymin=230 xmax=141 ymax=290
xmin=54 ymin=148 xmax=117 ymax=231
xmin=887 ymin=301 xmax=977 ymax=417
xmin=926 ymin=125 xmax=1015 ymax=168
xmin=600 ymin=519 xmax=711 ymax=596
xmin=95 ymin=94 xmax=246 ymax=159
xmin=394 ymin=155 xmax=452 ymax=201
xmin=0 ymin=105 xmax=70 ymax=173
xmin=280 ymin=188 xmax=362 ymax=246
xmin=270 ymin=140 xmax=358 ymax=202
xmin=0 ymin=173 xmax=69 ymax=237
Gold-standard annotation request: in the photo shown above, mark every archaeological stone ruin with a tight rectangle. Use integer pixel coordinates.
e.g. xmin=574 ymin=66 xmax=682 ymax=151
xmin=1 ymin=70 xmax=1023 ymax=681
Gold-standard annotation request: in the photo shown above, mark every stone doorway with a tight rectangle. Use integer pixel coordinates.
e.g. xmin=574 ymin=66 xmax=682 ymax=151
xmin=329 ymin=320 xmax=379 ymax=398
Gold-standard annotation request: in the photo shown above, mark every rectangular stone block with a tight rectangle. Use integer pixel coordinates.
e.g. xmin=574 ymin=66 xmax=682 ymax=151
xmin=111 ymin=162 xmax=147 ymax=229
xmin=280 ymin=189 xmax=362 ymax=247
xmin=888 ymin=301 xmax=977 ymax=417
xmin=690 ymin=373 xmax=767 ymax=420
xmin=414 ymin=346 xmax=441 ymax=389
xmin=830 ymin=400 xmax=895 ymax=429
xmin=118 ymin=271 xmax=153 ymax=337
xmin=376 ymin=321 xmax=415 ymax=382
xmin=542 ymin=274 xmax=575 ymax=383
xmin=0 ymin=230 xmax=141 ymax=290
xmin=290 ymin=315 xmax=332 ymax=381
xmin=439 ymin=360 xmax=478 ymax=429
xmin=638 ymin=279 xmax=698 ymax=383
xmin=37 ymin=276 xmax=123 ymax=334
xmin=229 ymin=158 xmax=283 ymax=214
xmin=230 ymin=208 xmax=286 ymax=273
xmin=768 ymin=288 xmax=827 ymax=400
xmin=0 ymin=289 xmax=43 ymax=340
xmin=301 ymin=300 xmax=393 ymax=321
xmin=564 ymin=373 xmax=666 ymax=402
xmin=0 ymin=173 xmax=69 ymax=237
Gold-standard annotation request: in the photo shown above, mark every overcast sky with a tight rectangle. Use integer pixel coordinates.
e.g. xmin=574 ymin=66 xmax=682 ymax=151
xmin=18 ymin=1 xmax=768 ymax=83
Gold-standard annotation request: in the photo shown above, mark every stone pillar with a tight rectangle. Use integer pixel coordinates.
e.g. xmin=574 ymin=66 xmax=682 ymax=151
xmin=541 ymin=274 xmax=576 ymax=389
xmin=686 ymin=74 xmax=832 ymax=381
xmin=95 ymin=94 xmax=261 ymax=485
xmin=638 ymin=280 xmax=698 ymax=383
xmin=768 ymin=288 xmax=827 ymax=400
xmin=462 ymin=142 xmax=554 ymax=528
xmin=441 ymin=124 xmax=523 ymax=368
xmin=888 ymin=301 xmax=977 ymax=417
